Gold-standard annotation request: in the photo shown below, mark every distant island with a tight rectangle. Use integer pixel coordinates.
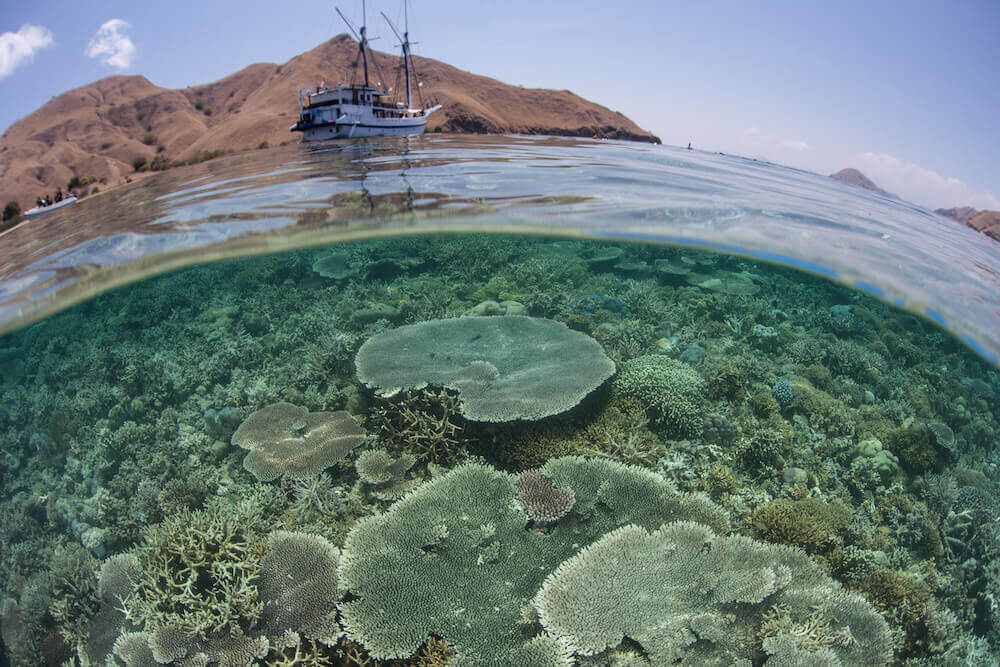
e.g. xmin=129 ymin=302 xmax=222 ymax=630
xmin=0 ymin=34 xmax=659 ymax=220
xmin=830 ymin=168 xmax=1000 ymax=244
xmin=829 ymin=168 xmax=895 ymax=198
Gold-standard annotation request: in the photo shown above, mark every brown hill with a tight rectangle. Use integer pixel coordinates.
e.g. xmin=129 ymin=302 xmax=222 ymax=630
xmin=829 ymin=168 xmax=891 ymax=197
xmin=934 ymin=206 xmax=979 ymax=225
xmin=0 ymin=34 xmax=658 ymax=210
xmin=964 ymin=210 xmax=1000 ymax=242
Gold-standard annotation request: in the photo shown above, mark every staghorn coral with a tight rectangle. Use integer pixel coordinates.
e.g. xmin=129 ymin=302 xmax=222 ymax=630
xmin=614 ymin=355 xmax=706 ymax=437
xmin=126 ymin=500 xmax=267 ymax=644
xmin=356 ymin=316 xmax=615 ymax=422
xmin=534 ymin=521 xmax=892 ymax=665
xmin=231 ymin=402 xmax=366 ymax=481
xmin=370 ymin=388 xmax=468 ymax=465
xmin=336 ymin=456 xmax=728 ymax=663
xmin=101 ymin=506 xmax=346 ymax=664
xmin=515 ymin=469 xmax=575 ymax=524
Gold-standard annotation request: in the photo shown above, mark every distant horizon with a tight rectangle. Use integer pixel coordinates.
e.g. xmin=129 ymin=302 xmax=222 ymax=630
xmin=2 ymin=1 xmax=998 ymax=211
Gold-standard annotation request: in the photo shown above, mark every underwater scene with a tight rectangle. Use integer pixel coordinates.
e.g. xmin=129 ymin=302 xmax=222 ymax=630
xmin=1 ymin=231 xmax=999 ymax=666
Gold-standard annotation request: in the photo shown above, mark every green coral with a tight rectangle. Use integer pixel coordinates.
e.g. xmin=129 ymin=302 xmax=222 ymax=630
xmin=337 ymin=456 xmax=728 ymax=663
xmin=884 ymin=425 xmax=937 ymax=473
xmin=850 ymin=437 xmax=901 ymax=480
xmin=752 ymin=497 xmax=851 ymax=554
xmin=614 ymin=355 xmax=706 ymax=436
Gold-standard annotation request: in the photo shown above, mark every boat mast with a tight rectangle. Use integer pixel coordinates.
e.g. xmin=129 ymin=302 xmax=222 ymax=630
xmin=382 ymin=2 xmax=413 ymax=109
xmin=402 ymin=2 xmax=411 ymax=109
xmin=336 ymin=2 xmax=370 ymax=89
xmin=360 ymin=1 xmax=369 ymax=88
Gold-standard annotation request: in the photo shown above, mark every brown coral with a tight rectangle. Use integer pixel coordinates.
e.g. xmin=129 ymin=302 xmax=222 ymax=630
xmin=232 ymin=402 xmax=366 ymax=481
xmin=515 ymin=470 xmax=575 ymax=524
xmin=371 ymin=388 xmax=468 ymax=465
xmin=752 ymin=497 xmax=850 ymax=554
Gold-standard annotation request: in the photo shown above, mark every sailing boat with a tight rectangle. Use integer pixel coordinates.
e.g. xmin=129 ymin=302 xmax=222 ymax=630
xmin=290 ymin=2 xmax=441 ymax=140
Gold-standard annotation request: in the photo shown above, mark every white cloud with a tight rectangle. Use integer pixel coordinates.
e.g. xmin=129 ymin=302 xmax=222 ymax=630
xmin=855 ymin=152 xmax=1000 ymax=210
xmin=781 ymin=139 xmax=811 ymax=152
xmin=0 ymin=24 xmax=54 ymax=78
xmin=85 ymin=19 xmax=135 ymax=69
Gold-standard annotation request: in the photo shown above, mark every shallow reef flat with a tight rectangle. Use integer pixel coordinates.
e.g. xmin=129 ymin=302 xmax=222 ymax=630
xmin=0 ymin=233 xmax=998 ymax=664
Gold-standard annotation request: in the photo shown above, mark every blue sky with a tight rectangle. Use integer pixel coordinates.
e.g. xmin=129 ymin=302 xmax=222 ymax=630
xmin=1 ymin=0 xmax=998 ymax=210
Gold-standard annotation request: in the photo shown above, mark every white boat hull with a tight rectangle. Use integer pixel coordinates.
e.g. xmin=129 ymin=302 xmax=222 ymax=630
xmin=301 ymin=118 xmax=430 ymax=141
xmin=23 ymin=195 xmax=77 ymax=219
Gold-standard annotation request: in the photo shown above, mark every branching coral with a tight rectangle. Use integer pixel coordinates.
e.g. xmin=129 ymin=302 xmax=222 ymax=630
xmin=613 ymin=355 xmax=706 ymax=436
xmin=752 ymin=497 xmax=851 ymax=554
xmin=370 ymin=388 xmax=468 ymax=465
xmin=126 ymin=502 xmax=266 ymax=642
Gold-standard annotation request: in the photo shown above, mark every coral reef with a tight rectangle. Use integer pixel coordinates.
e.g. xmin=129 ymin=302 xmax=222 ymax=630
xmin=0 ymin=235 xmax=998 ymax=664
xmin=370 ymin=388 xmax=469 ymax=465
xmin=337 ymin=456 xmax=728 ymax=662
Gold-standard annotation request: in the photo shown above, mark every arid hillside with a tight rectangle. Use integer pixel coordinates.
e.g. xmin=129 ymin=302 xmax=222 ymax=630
xmin=0 ymin=34 xmax=658 ymax=210
xmin=829 ymin=168 xmax=892 ymax=197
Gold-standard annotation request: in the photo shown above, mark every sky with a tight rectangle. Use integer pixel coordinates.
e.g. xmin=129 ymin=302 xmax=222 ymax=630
xmin=1 ymin=0 xmax=998 ymax=210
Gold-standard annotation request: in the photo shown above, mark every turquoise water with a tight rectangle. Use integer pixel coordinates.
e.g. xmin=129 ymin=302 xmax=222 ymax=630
xmin=0 ymin=136 xmax=998 ymax=664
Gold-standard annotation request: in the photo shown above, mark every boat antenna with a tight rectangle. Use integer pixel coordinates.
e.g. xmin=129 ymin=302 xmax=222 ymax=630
xmin=336 ymin=2 xmax=370 ymax=88
xmin=382 ymin=3 xmax=413 ymax=109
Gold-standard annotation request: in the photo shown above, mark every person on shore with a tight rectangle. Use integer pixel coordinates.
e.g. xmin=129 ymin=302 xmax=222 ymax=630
xmin=55 ymin=189 xmax=63 ymax=203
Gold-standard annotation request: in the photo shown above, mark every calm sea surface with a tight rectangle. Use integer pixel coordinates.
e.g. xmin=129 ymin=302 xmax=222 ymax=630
xmin=0 ymin=135 xmax=998 ymax=664
xmin=2 ymin=135 xmax=999 ymax=362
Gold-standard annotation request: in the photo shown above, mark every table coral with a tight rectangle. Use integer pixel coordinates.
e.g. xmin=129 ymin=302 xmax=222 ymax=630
xmin=336 ymin=456 xmax=728 ymax=663
xmin=356 ymin=316 xmax=615 ymax=422
xmin=231 ymin=402 xmax=366 ymax=481
xmin=534 ymin=521 xmax=892 ymax=665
